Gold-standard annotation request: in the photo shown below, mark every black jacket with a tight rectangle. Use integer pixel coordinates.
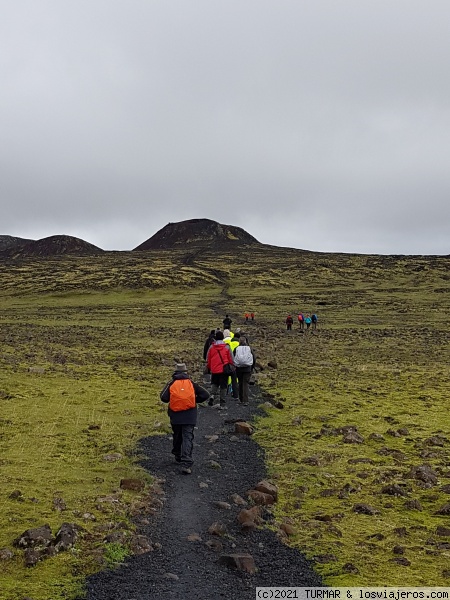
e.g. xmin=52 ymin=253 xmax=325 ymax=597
xmin=160 ymin=372 xmax=209 ymax=425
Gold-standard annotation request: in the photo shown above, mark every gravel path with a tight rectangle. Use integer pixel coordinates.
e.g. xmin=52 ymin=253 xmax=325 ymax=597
xmin=82 ymin=383 xmax=323 ymax=599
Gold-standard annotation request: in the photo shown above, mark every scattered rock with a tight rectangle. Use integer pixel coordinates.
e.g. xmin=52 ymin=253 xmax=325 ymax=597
xmin=207 ymin=522 xmax=227 ymax=536
xmin=353 ymin=503 xmax=379 ymax=515
xmin=247 ymin=490 xmax=275 ymax=506
xmin=218 ymin=553 xmax=256 ymax=574
xmin=424 ymin=436 xmax=446 ymax=447
xmin=229 ymin=493 xmax=247 ymax=506
xmin=392 ymin=557 xmax=411 ymax=566
xmin=404 ymin=499 xmax=423 ymax=511
xmin=52 ymin=497 xmax=67 ymax=512
xmin=207 ymin=460 xmax=222 ymax=470
xmin=24 ymin=548 xmax=40 ymax=567
xmin=119 ymin=479 xmax=145 ymax=492
xmin=369 ymin=433 xmax=384 ymax=441
xmin=235 ymin=422 xmax=253 ymax=435
xmin=435 ymin=504 xmax=450 ymax=516
xmin=254 ymin=480 xmax=278 ymax=501
xmin=393 ymin=545 xmax=405 ymax=555
xmin=164 ymin=572 xmax=179 ymax=581
xmin=205 ymin=539 xmax=223 ymax=552
xmin=9 ymin=490 xmax=24 ymax=501
xmin=103 ymin=453 xmax=123 ymax=462
xmin=314 ymin=553 xmax=338 ymax=563
xmin=14 ymin=525 xmax=53 ymax=549
xmin=187 ymin=533 xmax=202 ymax=542
xmin=279 ymin=523 xmax=295 ymax=537
xmin=213 ymin=501 xmax=231 ymax=510
xmin=54 ymin=523 xmax=78 ymax=552
xmin=436 ymin=526 xmax=450 ymax=537
xmin=382 ymin=484 xmax=408 ymax=497
xmin=393 ymin=527 xmax=408 ymax=537
xmin=130 ymin=535 xmax=153 ymax=554
xmin=342 ymin=562 xmax=359 ymax=574
xmin=407 ymin=465 xmax=438 ymax=486
xmin=0 ymin=548 xmax=14 ymax=561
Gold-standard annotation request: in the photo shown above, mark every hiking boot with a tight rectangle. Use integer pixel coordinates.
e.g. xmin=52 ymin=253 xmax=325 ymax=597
xmin=207 ymin=397 xmax=214 ymax=406
xmin=181 ymin=467 xmax=192 ymax=475
xmin=174 ymin=456 xmax=181 ymax=463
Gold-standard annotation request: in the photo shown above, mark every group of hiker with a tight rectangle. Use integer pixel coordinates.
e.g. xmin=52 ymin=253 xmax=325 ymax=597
xmin=160 ymin=313 xmax=256 ymax=474
xmin=286 ymin=312 xmax=318 ymax=331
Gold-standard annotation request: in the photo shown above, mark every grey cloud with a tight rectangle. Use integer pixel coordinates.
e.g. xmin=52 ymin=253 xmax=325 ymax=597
xmin=1 ymin=0 xmax=449 ymax=253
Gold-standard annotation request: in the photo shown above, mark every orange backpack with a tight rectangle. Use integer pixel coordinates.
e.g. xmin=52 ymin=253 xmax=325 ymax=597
xmin=169 ymin=379 xmax=196 ymax=412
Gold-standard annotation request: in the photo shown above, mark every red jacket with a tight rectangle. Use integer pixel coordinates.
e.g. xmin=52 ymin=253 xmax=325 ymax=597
xmin=207 ymin=342 xmax=234 ymax=374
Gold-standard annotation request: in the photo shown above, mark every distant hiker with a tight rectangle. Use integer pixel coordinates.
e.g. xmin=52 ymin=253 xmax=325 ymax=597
xmin=160 ymin=363 xmax=209 ymax=474
xmin=223 ymin=315 xmax=232 ymax=330
xmin=245 ymin=312 xmax=249 ymax=322
xmin=206 ymin=331 xmax=235 ymax=409
xmin=233 ymin=337 xmax=255 ymax=405
xmin=251 ymin=312 xmax=255 ymax=321
xmin=305 ymin=314 xmax=312 ymax=330
xmin=311 ymin=313 xmax=318 ymax=329
xmin=203 ymin=330 xmax=216 ymax=360
xmin=286 ymin=315 xmax=294 ymax=331
xmin=298 ymin=312 xmax=304 ymax=330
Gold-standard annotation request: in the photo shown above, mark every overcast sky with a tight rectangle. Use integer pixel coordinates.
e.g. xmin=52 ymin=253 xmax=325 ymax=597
xmin=1 ymin=1 xmax=449 ymax=254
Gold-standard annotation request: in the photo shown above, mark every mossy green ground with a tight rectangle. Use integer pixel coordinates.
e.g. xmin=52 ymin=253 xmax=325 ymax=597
xmin=0 ymin=249 xmax=449 ymax=597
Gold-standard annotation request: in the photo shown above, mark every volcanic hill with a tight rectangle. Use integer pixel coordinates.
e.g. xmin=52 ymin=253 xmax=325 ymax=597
xmin=133 ymin=218 xmax=260 ymax=251
xmin=0 ymin=235 xmax=34 ymax=253
xmin=4 ymin=235 xmax=104 ymax=258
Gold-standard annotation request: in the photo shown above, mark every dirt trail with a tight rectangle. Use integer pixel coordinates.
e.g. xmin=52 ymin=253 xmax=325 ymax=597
xmin=82 ymin=383 xmax=323 ymax=600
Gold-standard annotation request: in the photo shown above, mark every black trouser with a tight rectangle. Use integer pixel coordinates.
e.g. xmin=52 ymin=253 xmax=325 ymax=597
xmin=236 ymin=369 xmax=251 ymax=403
xmin=171 ymin=424 xmax=195 ymax=466
xmin=211 ymin=373 xmax=228 ymax=403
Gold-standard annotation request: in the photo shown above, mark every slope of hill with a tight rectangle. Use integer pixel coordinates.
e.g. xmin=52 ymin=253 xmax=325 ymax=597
xmin=0 ymin=235 xmax=34 ymax=252
xmin=4 ymin=235 xmax=104 ymax=258
xmin=133 ymin=218 xmax=260 ymax=250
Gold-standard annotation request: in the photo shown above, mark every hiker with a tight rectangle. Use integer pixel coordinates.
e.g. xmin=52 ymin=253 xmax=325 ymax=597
xmin=298 ymin=312 xmax=304 ymax=330
xmin=206 ymin=331 xmax=235 ymax=409
xmin=160 ymin=363 xmax=210 ymax=474
xmin=305 ymin=314 xmax=312 ymax=330
xmin=245 ymin=312 xmax=249 ymax=322
xmin=203 ymin=329 xmax=216 ymax=360
xmin=223 ymin=328 xmax=233 ymax=343
xmin=223 ymin=314 xmax=232 ymax=330
xmin=311 ymin=313 xmax=318 ymax=329
xmin=233 ymin=337 xmax=255 ymax=405
xmin=225 ymin=331 xmax=240 ymax=399
xmin=286 ymin=315 xmax=294 ymax=330
xmin=251 ymin=312 xmax=255 ymax=321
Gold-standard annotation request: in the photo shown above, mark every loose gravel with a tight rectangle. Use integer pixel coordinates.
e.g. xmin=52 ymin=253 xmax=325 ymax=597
xmin=82 ymin=383 xmax=323 ymax=600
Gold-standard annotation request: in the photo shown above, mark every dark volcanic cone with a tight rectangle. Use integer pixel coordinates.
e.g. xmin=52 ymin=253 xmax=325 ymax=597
xmin=133 ymin=218 xmax=260 ymax=251
xmin=8 ymin=235 xmax=104 ymax=258
xmin=0 ymin=235 xmax=34 ymax=253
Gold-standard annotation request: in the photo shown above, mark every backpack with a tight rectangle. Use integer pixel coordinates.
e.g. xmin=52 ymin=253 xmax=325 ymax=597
xmin=169 ymin=379 xmax=196 ymax=412
xmin=233 ymin=345 xmax=253 ymax=367
xmin=298 ymin=314 xmax=303 ymax=321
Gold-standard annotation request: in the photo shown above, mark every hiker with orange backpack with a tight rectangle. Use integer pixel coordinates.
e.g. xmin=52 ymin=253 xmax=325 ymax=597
xmin=286 ymin=315 xmax=294 ymax=330
xmin=160 ymin=363 xmax=210 ymax=474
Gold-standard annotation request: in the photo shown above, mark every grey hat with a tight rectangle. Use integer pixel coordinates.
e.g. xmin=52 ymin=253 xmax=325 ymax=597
xmin=174 ymin=363 xmax=188 ymax=372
